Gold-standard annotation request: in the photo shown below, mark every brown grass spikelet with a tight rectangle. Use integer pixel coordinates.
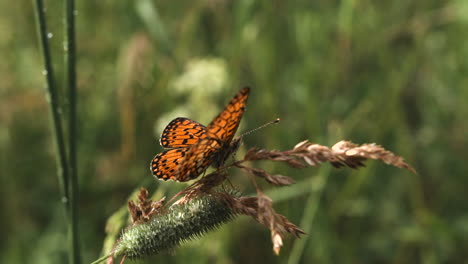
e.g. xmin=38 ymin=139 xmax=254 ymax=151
xmin=243 ymin=140 xmax=416 ymax=174
xmin=128 ymin=188 xmax=165 ymax=224
xmin=244 ymin=148 xmax=307 ymax=168
xmin=164 ymin=171 xmax=229 ymax=206
xmin=331 ymin=140 xmax=417 ymax=173
xmin=219 ymin=191 xmax=305 ymax=255
xmin=237 ymin=165 xmax=295 ymax=186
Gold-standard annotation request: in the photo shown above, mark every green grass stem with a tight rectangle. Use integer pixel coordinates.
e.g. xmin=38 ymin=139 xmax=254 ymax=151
xmin=33 ymin=0 xmax=70 ymax=209
xmin=287 ymin=166 xmax=331 ymax=264
xmin=64 ymin=0 xmax=80 ymax=262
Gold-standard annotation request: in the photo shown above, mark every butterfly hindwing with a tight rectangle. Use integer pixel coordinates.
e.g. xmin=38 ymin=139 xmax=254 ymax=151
xmin=151 ymin=148 xmax=189 ymax=181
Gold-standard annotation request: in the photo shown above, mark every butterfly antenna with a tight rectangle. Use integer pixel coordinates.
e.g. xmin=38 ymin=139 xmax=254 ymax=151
xmin=240 ymin=118 xmax=280 ymax=138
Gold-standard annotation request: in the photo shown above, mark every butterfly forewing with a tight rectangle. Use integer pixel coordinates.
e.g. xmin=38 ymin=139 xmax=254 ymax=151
xmin=206 ymin=87 xmax=250 ymax=142
xmin=160 ymin=117 xmax=208 ymax=148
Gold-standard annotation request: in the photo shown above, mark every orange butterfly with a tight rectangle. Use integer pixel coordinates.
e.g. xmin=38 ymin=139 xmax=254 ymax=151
xmin=150 ymin=87 xmax=250 ymax=181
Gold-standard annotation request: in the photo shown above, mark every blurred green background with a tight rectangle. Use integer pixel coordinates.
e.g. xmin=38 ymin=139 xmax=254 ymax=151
xmin=1 ymin=0 xmax=468 ymax=263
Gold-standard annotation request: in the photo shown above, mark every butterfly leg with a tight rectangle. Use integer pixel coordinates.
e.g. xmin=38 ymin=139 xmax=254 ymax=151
xmin=214 ymin=166 xmax=234 ymax=190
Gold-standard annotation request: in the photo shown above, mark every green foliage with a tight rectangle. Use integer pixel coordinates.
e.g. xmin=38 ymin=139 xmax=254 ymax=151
xmin=1 ymin=0 xmax=468 ymax=263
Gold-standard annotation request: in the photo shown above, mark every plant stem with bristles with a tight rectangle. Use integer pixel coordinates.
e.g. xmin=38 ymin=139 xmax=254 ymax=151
xmin=92 ymin=192 xmax=238 ymax=263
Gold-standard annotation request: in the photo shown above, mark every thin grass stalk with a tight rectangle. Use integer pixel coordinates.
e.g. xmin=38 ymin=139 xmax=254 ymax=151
xmin=33 ymin=0 xmax=70 ymax=207
xmin=287 ymin=166 xmax=331 ymax=264
xmin=90 ymin=253 xmax=112 ymax=264
xmin=64 ymin=0 xmax=80 ymax=262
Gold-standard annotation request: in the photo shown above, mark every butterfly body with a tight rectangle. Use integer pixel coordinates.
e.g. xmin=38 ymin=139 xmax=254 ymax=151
xmin=211 ymin=137 xmax=241 ymax=168
xmin=150 ymin=87 xmax=250 ymax=182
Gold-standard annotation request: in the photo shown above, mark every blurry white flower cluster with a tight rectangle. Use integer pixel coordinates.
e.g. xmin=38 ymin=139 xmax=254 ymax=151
xmin=154 ymin=58 xmax=230 ymax=136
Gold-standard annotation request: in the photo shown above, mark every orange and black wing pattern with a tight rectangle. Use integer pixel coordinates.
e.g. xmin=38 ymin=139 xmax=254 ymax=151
xmin=159 ymin=117 xmax=207 ymax=148
xmin=206 ymin=87 xmax=250 ymax=142
xmin=151 ymin=148 xmax=187 ymax=181
xmin=151 ymin=118 xmax=208 ymax=181
xmin=150 ymin=87 xmax=250 ymax=182
xmin=171 ymin=138 xmax=220 ymax=181
xmin=151 ymin=138 xmax=220 ymax=182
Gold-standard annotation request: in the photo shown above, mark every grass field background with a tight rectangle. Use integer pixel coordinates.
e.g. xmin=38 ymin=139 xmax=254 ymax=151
xmin=1 ymin=1 xmax=467 ymax=263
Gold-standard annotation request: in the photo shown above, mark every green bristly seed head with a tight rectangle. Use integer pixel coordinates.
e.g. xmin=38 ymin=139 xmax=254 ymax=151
xmin=113 ymin=193 xmax=237 ymax=259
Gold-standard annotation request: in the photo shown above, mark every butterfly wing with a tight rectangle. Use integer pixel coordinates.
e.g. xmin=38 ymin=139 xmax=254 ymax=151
xmin=151 ymin=87 xmax=250 ymax=182
xmin=150 ymin=148 xmax=189 ymax=181
xmin=175 ymin=138 xmax=221 ymax=181
xmin=206 ymin=87 xmax=250 ymax=142
xmin=150 ymin=139 xmax=220 ymax=182
xmin=160 ymin=117 xmax=208 ymax=148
